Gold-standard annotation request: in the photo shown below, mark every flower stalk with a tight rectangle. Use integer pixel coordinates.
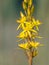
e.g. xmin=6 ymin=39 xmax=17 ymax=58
xmin=16 ymin=0 xmax=43 ymax=65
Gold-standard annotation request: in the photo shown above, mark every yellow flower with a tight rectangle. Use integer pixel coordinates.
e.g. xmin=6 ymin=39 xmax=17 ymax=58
xmin=17 ymin=22 xmax=38 ymax=38
xmin=17 ymin=31 xmax=28 ymax=39
xmin=18 ymin=41 xmax=43 ymax=50
xmin=16 ymin=12 xmax=26 ymax=30
xmin=30 ymin=41 xmax=43 ymax=49
xmin=17 ymin=22 xmax=37 ymax=39
xmin=22 ymin=22 xmax=38 ymax=37
xmin=32 ymin=18 xmax=42 ymax=31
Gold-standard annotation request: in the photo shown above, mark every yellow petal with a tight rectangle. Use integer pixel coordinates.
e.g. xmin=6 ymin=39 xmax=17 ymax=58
xmin=20 ymin=11 xmax=24 ymax=17
xmin=31 ymin=29 xmax=38 ymax=33
xmin=36 ymin=20 xmax=42 ymax=25
xmin=16 ymin=24 xmax=21 ymax=30
xmin=16 ymin=20 xmax=20 ymax=23
xmin=25 ymin=32 xmax=28 ymax=37
xmin=36 ymin=36 xmax=43 ymax=38
xmin=17 ymin=31 xmax=25 ymax=38
xmin=18 ymin=43 xmax=29 ymax=50
xmin=21 ymin=23 xmax=25 ymax=30
xmin=35 ymin=42 xmax=40 ymax=47
xmin=20 ymin=16 xmax=26 ymax=23
xmin=36 ymin=26 xmax=39 ymax=31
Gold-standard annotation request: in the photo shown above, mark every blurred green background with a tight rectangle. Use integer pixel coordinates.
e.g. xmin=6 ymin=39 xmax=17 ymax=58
xmin=0 ymin=0 xmax=49 ymax=65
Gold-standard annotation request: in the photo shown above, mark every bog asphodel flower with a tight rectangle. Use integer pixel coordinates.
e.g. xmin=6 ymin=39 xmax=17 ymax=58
xmin=32 ymin=18 xmax=42 ymax=31
xmin=17 ymin=22 xmax=38 ymax=38
xmin=17 ymin=31 xmax=28 ymax=39
xmin=16 ymin=12 xmax=26 ymax=30
xmin=18 ymin=41 xmax=43 ymax=50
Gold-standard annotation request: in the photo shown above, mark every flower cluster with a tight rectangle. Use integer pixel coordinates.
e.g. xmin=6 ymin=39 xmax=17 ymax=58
xmin=16 ymin=0 xmax=43 ymax=57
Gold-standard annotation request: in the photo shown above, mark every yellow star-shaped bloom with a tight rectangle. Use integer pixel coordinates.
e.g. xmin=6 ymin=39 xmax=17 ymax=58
xmin=17 ymin=22 xmax=38 ymax=39
xmin=22 ymin=22 xmax=38 ymax=37
xmin=17 ymin=31 xmax=28 ymax=39
xmin=32 ymin=18 xmax=42 ymax=31
xmin=30 ymin=41 xmax=43 ymax=49
xmin=18 ymin=41 xmax=43 ymax=50
xmin=16 ymin=12 xmax=26 ymax=30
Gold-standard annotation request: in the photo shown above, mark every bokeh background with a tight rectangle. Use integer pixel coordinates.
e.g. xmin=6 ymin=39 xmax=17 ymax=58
xmin=0 ymin=0 xmax=49 ymax=65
